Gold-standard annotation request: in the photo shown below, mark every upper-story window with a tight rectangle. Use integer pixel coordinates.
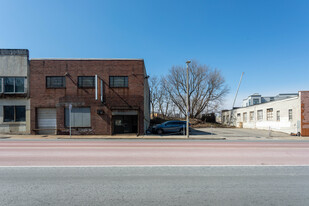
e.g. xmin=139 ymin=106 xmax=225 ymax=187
xmin=0 ymin=77 xmax=26 ymax=93
xmin=78 ymin=76 xmax=95 ymax=88
xmin=253 ymin=98 xmax=259 ymax=105
xmin=46 ymin=76 xmax=66 ymax=88
xmin=109 ymin=76 xmax=128 ymax=88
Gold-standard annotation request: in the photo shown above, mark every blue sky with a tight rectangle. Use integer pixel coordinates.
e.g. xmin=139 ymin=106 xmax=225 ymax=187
xmin=1 ymin=0 xmax=308 ymax=108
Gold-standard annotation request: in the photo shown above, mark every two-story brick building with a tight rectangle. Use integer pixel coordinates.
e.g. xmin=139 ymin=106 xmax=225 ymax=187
xmin=30 ymin=59 xmax=150 ymax=135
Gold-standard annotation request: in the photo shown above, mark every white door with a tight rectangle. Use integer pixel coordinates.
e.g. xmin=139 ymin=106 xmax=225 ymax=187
xmin=37 ymin=108 xmax=57 ymax=135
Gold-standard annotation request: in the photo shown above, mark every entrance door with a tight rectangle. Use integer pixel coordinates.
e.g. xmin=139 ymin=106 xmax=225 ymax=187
xmin=113 ymin=115 xmax=138 ymax=134
xmin=37 ymin=108 xmax=57 ymax=135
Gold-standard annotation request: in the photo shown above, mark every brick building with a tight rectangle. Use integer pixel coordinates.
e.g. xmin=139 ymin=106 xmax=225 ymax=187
xmin=30 ymin=59 xmax=150 ymax=135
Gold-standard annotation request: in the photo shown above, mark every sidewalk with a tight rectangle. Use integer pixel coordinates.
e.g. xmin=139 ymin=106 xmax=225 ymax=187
xmin=0 ymin=134 xmax=225 ymax=140
xmin=0 ymin=128 xmax=307 ymax=140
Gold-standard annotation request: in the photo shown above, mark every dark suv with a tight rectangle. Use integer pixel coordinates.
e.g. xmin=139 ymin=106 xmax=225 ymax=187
xmin=153 ymin=120 xmax=190 ymax=135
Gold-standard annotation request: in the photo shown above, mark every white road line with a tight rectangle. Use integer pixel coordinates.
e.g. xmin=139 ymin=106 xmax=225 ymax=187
xmin=0 ymin=165 xmax=309 ymax=168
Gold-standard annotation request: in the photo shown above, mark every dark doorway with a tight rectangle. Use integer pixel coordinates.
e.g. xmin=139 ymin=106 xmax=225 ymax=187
xmin=113 ymin=115 xmax=138 ymax=134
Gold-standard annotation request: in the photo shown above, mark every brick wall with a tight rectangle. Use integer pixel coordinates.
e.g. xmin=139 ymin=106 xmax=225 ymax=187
xmin=30 ymin=59 xmax=146 ymax=135
xmin=301 ymin=91 xmax=309 ymax=136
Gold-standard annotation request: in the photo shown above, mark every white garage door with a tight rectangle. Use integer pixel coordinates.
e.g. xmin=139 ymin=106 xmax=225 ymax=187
xmin=37 ymin=108 xmax=57 ymax=135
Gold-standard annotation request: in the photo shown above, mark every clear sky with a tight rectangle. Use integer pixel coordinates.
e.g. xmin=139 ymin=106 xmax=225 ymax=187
xmin=1 ymin=0 xmax=308 ymax=109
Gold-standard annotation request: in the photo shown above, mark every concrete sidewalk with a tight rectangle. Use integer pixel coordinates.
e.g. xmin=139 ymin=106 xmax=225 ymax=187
xmin=0 ymin=128 xmax=307 ymax=140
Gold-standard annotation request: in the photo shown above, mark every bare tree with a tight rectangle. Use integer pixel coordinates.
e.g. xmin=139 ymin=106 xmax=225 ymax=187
xmin=157 ymin=78 xmax=172 ymax=118
xmin=162 ymin=61 xmax=229 ymax=118
xmin=149 ymin=76 xmax=159 ymax=118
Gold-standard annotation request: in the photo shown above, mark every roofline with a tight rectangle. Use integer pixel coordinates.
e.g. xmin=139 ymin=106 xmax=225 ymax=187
xmin=30 ymin=58 xmax=144 ymax=61
xmin=224 ymin=96 xmax=299 ymax=111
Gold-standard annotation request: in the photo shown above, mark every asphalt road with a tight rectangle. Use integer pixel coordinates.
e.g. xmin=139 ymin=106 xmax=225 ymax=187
xmin=1 ymin=166 xmax=309 ymax=206
xmin=1 ymin=140 xmax=309 ymax=166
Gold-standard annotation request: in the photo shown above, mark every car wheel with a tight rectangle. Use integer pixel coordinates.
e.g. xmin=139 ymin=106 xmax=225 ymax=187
xmin=157 ymin=129 xmax=163 ymax=135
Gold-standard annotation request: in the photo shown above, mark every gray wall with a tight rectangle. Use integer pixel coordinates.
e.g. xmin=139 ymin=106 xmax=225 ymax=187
xmin=0 ymin=49 xmax=30 ymax=134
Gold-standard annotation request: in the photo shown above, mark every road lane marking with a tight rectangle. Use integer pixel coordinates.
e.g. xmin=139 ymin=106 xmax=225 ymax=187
xmin=0 ymin=165 xmax=309 ymax=168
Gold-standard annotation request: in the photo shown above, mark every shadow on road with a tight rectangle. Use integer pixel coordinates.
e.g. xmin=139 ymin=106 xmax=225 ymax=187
xmin=149 ymin=128 xmax=216 ymax=136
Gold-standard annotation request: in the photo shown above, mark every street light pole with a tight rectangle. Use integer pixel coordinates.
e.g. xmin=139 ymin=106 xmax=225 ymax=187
xmin=186 ymin=60 xmax=191 ymax=138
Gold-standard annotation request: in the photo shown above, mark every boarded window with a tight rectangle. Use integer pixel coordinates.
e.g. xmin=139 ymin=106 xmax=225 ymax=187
xmin=257 ymin=110 xmax=263 ymax=121
xmin=267 ymin=108 xmax=273 ymax=120
xmin=78 ymin=76 xmax=95 ymax=88
xmin=243 ymin=112 xmax=247 ymax=122
xmin=249 ymin=111 xmax=254 ymax=121
xmin=3 ymin=106 xmax=26 ymax=122
xmin=65 ymin=107 xmax=91 ymax=127
xmin=109 ymin=76 xmax=128 ymax=88
xmin=46 ymin=77 xmax=66 ymax=88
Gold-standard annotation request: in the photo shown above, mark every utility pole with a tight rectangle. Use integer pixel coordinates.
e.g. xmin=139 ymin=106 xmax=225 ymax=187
xmin=69 ymin=104 xmax=72 ymax=138
xmin=186 ymin=60 xmax=191 ymax=138
xmin=230 ymin=72 xmax=244 ymax=125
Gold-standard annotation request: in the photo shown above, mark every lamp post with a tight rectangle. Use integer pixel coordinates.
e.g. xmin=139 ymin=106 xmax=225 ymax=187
xmin=186 ymin=60 xmax=191 ymax=138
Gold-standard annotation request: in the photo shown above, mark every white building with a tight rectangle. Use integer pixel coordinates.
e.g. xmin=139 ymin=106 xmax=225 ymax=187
xmin=0 ymin=49 xmax=30 ymax=134
xmin=242 ymin=93 xmax=298 ymax=107
xmin=222 ymin=91 xmax=309 ymax=136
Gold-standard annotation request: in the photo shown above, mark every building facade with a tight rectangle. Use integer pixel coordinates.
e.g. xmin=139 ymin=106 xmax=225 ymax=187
xmin=30 ymin=59 xmax=150 ymax=135
xmin=0 ymin=49 xmax=30 ymax=134
xmin=222 ymin=91 xmax=309 ymax=136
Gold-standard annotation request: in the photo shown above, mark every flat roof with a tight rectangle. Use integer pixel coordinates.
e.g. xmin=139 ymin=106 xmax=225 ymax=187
xmin=31 ymin=58 xmax=144 ymax=61
xmin=0 ymin=49 xmax=29 ymax=56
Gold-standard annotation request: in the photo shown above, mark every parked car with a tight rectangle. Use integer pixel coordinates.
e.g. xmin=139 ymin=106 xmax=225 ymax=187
xmin=153 ymin=120 xmax=190 ymax=135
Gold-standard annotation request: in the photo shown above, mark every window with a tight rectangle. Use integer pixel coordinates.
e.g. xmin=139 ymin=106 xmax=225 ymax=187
xmin=78 ymin=76 xmax=95 ymax=88
xmin=4 ymin=77 xmax=14 ymax=92
xmin=65 ymin=107 xmax=91 ymax=127
xmin=257 ymin=110 xmax=263 ymax=121
xmin=15 ymin=78 xmax=25 ymax=92
xmin=243 ymin=112 xmax=247 ymax=122
xmin=276 ymin=110 xmax=280 ymax=121
xmin=109 ymin=76 xmax=128 ymax=88
xmin=3 ymin=106 xmax=26 ymax=122
xmin=46 ymin=77 xmax=66 ymax=88
xmin=3 ymin=77 xmax=26 ymax=93
xmin=253 ymin=98 xmax=259 ymax=105
xmin=249 ymin=111 xmax=254 ymax=121
xmin=0 ymin=78 xmax=2 ymax=93
xmin=266 ymin=108 xmax=273 ymax=120
xmin=289 ymin=109 xmax=293 ymax=121
xmin=237 ymin=113 xmax=241 ymax=121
